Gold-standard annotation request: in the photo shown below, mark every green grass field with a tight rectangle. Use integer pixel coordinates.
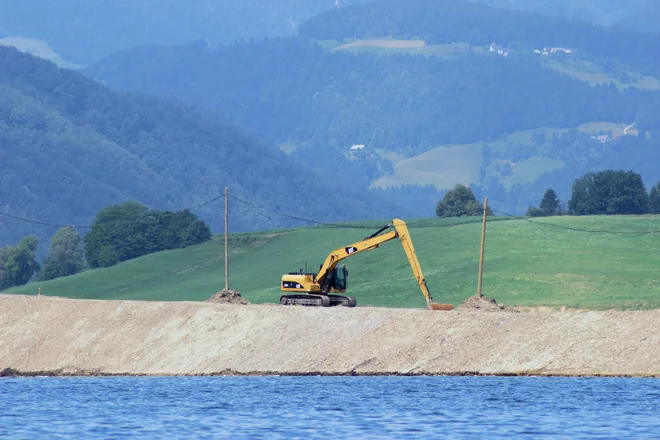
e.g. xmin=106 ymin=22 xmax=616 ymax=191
xmin=10 ymin=216 xmax=660 ymax=310
xmin=9 ymin=216 xmax=660 ymax=310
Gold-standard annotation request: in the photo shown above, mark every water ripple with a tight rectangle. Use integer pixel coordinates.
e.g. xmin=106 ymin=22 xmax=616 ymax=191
xmin=0 ymin=376 xmax=659 ymax=439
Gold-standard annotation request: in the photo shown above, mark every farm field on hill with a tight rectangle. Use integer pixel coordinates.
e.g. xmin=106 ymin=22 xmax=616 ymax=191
xmin=324 ymin=38 xmax=660 ymax=92
xmin=9 ymin=216 xmax=660 ymax=310
xmin=373 ymin=122 xmax=635 ymax=191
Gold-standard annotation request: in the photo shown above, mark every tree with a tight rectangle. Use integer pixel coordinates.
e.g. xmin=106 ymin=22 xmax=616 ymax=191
xmin=436 ymin=184 xmax=491 ymax=218
xmin=84 ymin=202 xmax=212 ymax=268
xmin=649 ymin=183 xmax=660 ymax=214
xmin=37 ymin=227 xmax=86 ymax=281
xmin=568 ymin=170 xmax=649 ymax=215
xmin=528 ymin=189 xmax=563 ymax=217
xmin=0 ymin=236 xmax=40 ymax=289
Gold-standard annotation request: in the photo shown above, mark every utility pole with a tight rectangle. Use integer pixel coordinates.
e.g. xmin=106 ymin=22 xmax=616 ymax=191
xmin=477 ymin=197 xmax=488 ymax=298
xmin=225 ymin=187 xmax=229 ymax=292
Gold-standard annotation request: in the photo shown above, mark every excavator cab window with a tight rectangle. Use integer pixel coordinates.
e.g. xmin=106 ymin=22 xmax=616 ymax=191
xmin=332 ymin=267 xmax=348 ymax=290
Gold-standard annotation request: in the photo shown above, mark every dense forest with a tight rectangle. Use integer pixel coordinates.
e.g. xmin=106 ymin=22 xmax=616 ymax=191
xmin=300 ymin=0 xmax=660 ymax=77
xmin=458 ymin=0 xmax=649 ymax=27
xmin=620 ymin=1 xmax=660 ymax=34
xmin=0 ymin=0 xmax=371 ymax=64
xmin=0 ymin=47 xmax=429 ymax=254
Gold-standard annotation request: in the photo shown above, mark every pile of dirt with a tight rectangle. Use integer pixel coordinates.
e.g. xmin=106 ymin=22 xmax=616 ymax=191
xmin=205 ymin=290 xmax=249 ymax=305
xmin=457 ymin=294 xmax=518 ymax=312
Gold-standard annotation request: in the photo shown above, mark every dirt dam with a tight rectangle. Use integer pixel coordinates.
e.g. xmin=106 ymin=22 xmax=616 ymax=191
xmin=0 ymin=296 xmax=658 ymax=377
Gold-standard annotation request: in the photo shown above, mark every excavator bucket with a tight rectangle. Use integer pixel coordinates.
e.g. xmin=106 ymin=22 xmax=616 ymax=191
xmin=429 ymin=302 xmax=454 ymax=311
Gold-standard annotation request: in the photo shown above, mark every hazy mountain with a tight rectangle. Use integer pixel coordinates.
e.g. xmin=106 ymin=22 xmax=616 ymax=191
xmin=0 ymin=0 xmax=371 ymax=64
xmin=85 ymin=0 xmax=660 ymax=214
xmin=0 ymin=46 xmax=426 ymax=251
xmin=300 ymin=0 xmax=660 ymax=77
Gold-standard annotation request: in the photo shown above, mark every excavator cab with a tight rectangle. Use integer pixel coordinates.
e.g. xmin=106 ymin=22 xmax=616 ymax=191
xmin=327 ymin=266 xmax=348 ymax=292
xmin=280 ymin=265 xmax=354 ymax=307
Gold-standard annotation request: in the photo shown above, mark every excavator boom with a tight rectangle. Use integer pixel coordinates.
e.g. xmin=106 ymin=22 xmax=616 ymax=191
xmin=391 ymin=219 xmax=454 ymax=311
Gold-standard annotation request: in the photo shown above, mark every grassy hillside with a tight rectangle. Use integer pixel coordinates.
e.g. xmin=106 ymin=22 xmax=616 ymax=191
xmin=10 ymin=216 xmax=660 ymax=311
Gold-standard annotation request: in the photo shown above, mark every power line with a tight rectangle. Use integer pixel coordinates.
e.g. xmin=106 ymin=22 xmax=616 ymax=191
xmin=230 ymin=195 xmax=381 ymax=229
xmin=229 ymin=194 xmax=487 ymax=230
xmin=491 ymin=208 xmax=660 ymax=237
xmin=190 ymin=194 xmax=225 ymax=210
xmin=0 ymin=210 xmax=92 ymax=229
xmin=0 ymin=191 xmax=232 ymax=230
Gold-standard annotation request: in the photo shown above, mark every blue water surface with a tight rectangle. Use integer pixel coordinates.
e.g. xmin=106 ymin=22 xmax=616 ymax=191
xmin=1 ymin=376 xmax=659 ymax=439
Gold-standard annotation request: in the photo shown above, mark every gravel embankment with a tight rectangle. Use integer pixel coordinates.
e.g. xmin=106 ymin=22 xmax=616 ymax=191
xmin=0 ymin=296 xmax=658 ymax=377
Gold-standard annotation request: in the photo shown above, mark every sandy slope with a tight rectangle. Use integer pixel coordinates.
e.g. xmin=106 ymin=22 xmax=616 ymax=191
xmin=0 ymin=296 xmax=658 ymax=377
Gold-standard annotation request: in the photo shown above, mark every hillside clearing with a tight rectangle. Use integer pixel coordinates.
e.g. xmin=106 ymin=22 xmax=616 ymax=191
xmin=372 ymin=122 xmax=636 ymax=191
xmin=332 ymin=39 xmax=426 ymax=51
xmin=372 ymin=144 xmax=482 ymax=190
xmin=544 ymin=58 xmax=660 ymax=91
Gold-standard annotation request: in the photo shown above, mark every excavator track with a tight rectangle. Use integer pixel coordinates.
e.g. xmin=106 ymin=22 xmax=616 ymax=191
xmin=280 ymin=294 xmax=356 ymax=307
xmin=327 ymin=295 xmax=357 ymax=307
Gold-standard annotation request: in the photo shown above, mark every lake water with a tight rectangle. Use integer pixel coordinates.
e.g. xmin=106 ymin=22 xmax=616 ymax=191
xmin=1 ymin=376 xmax=659 ymax=438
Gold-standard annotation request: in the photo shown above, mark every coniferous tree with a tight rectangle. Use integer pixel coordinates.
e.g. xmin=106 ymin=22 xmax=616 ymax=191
xmin=649 ymin=183 xmax=660 ymax=214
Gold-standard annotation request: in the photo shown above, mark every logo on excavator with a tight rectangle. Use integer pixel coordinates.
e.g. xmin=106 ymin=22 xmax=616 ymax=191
xmin=345 ymin=246 xmax=358 ymax=254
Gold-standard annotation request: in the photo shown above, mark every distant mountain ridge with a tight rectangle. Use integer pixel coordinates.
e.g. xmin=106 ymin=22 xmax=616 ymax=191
xmin=456 ymin=0 xmax=647 ymax=26
xmin=0 ymin=0 xmax=371 ymax=64
xmin=300 ymin=0 xmax=660 ymax=77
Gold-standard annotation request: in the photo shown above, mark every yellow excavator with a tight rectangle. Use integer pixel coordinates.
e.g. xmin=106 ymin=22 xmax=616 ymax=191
xmin=280 ymin=219 xmax=454 ymax=310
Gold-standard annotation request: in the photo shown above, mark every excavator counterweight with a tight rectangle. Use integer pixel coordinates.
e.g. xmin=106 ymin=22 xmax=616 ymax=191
xmin=280 ymin=219 xmax=453 ymax=310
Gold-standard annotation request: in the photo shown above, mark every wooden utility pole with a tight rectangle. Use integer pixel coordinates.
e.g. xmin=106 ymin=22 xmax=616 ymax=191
xmin=224 ymin=187 xmax=229 ymax=292
xmin=477 ymin=197 xmax=489 ymax=298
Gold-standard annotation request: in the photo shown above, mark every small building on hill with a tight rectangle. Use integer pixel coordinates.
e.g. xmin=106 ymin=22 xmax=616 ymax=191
xmin=489 ymin=43 xmax=513 ymax=57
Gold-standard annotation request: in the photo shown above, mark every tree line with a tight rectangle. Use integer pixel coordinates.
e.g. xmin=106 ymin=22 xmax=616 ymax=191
xmin=436 ymin=170 xmax=660 ymax=219
xmin=0 ymin=202 xmax=211 ymax=290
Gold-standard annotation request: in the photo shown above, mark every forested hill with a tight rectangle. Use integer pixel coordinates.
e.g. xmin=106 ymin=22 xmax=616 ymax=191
xmin=300 ymin=0 xmax=660 ymax=77
xmin=87 ymin=38 xmax=654 ymax=163
xmin=0 ymin=47 xmax=405 ymax=251
xmin=620 ymin=1 xmax=660 ymax=34
xmin=457 ymin=0 xmax=647 ymax=26
xmin=0 ymin=0 xmax=371 ymax=64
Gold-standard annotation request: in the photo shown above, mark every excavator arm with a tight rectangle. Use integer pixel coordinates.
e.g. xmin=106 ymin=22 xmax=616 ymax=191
xmin=315 ymin=227 xmax=398 ymax=290
xmin=315 ymin=219 xmax=453 ymax=310
xmin=392 ymin=219 xmax=452 ymax=310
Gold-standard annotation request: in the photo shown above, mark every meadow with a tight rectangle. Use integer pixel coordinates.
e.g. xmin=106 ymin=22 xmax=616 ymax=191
xmin=10 ymin=216 xmax=660 ymax=310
